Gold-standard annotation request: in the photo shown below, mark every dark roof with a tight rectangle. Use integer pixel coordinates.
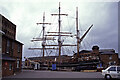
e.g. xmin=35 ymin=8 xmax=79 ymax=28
xmin=99 ymin=49 xmax=115 ymax=54
xmin=1 ymin=54 xmax=16 ymax=61
xmin=15 ymin=40 xmax=24 ymax=45
xmin=99 ymin=49 xmax=115 ymax=52
xmin=100 ymin=51 xmax=115 ymax=54
xmin=74 ymin=49 xmax=116 ymax=55
xmin=1 ymin=14 xmax=16 ymax=27
xmin=79 ymin=50 xmax=91 ymax=53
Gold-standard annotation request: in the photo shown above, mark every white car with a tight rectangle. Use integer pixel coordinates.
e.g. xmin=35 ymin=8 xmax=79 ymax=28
xmin=102 ymin=66 xmax=120 ymax=79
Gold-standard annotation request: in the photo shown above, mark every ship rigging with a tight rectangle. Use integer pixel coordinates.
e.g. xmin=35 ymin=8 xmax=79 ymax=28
xmin=27 ymin=2 xmax=96 ymax=70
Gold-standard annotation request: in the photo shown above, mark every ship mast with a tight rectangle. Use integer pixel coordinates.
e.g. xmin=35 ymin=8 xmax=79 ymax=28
xmin=46 ymin=2 xmax=76 ymax=64
xmin=76 ymin=7 xmax=93 ymax=60
xmin=76 ymin=7 xmax=80 ymax=58
xmin=37 ymin=12 xmax=51 ymax=62
xmin=29 ymin=12 xmax=58 ymax=62
xmin=50 ymin=2 xmax=68 ymax=63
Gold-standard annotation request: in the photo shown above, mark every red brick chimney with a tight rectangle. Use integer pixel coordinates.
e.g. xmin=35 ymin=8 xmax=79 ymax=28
xmin=92 ymin=46 xmax=99 ymax=55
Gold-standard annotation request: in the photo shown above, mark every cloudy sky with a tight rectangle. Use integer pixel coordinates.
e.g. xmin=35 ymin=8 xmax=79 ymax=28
xmin=0 ymin=0 xmax=119 ymax=60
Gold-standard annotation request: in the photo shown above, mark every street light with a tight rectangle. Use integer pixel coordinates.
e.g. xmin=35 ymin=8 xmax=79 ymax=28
xmin=0 ymin=30 xmax=5 ymax=34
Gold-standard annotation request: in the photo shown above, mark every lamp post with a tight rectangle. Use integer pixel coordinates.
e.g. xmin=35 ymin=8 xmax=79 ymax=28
xmin=0 ymin=30 xmax=5 ymax=34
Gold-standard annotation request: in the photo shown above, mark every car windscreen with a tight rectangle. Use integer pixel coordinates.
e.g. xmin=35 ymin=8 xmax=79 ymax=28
xmin=117 ymin=67 xmax=120 ymax=71
xmin=108 ymin=67 xmax=116 ymax=71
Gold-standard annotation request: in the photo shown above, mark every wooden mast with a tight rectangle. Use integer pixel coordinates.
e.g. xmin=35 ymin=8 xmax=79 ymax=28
xmin=76 ymin=7 xmax=80 ymax=58
xmin=51 ymin=2 xmax=68 ymax=63
xmin=28 ymin=4 xmax=93 ymax=68
xmin=37 ymin=12 xmax=51 ymax=62
xmin=29 ymin=12 xmax=51 ymax=62
xmin=76 ymin=7 xmax=93 ymax=60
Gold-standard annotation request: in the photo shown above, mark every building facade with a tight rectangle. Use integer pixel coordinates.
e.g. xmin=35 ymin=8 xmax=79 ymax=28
xmin=74 ymin=46 xmax=119 ymax=68
xmin=100 ymin=49 xmax=119 ymax=68
xmin=73 ymin=46 xmax=100 ymax=62
xmin=1 ymin=14 xmax=23 ymax=77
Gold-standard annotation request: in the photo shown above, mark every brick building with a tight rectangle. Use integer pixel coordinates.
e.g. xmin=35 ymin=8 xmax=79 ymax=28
xmin=0 ymin=14 xmax=23 ymax=77
xmin=119 ymin=58 xmax=120 ymax=64
xmin=73 ymin=46 xmax=100 ymax=61
xmin=100 ymin=49 xmax=119 ymax=68
xmin=74 ymin=46 xmax=119 ymax=68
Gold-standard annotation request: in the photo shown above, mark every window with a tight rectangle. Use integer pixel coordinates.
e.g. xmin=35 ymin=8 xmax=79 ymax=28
xmin=89 ymin=56 xmax=92 ymax=58
xmin=11 ymin=42 xmax=14 ymax=55
xmin=109 ymin=61 xmax=114 ymax=65
xmin=17 ymin=60 xmax=19 ymax=68
xmin=6 ymin=40 xmax=10 ymax=54
xmin=96 ymin=56 xmax=99 ymax=60
xmin=88 ymin=54 xmax=90 ymax=56
xmin=108 ymin=67 xmax=116 ymax=71
xmin=18 ymin=44 xmax=20 ymax=53
xmin=55 ymin=58 xmax=56 ymax=61
xmin=117 ymin=67 xmax=120 ymax=71
xmin=114 ymin=61 xmax=116 ymax=64
xmin=9 ymin=64 xmax=12 ymax=70
xmin=109 ymin=55 xmax=112 ymax=60
xmin=25 ymin=62 xmax=27 ymax=66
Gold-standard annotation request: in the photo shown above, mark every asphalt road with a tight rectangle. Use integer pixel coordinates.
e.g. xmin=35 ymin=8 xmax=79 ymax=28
xmin=3 ymin=70 xmax=104 ymax=78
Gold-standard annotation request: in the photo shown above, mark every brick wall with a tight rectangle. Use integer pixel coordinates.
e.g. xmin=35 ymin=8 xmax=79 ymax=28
xmin=2 ymin=61 xmax=14 ymax=77
xmin=1 ymin=15 xmax=23 ymax=77
xmin=100 ymin=54 xmax=119 ymax=68
xmin=2 ymin=16 xmax=16 ymax=39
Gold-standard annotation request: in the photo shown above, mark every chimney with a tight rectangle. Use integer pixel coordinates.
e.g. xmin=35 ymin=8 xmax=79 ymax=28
xmin=92 ymin=46 xmax=99 ymax=54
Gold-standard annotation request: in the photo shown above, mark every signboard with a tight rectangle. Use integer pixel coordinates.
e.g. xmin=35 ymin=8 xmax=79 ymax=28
xmin=52 ymin=64 xmax=56 ymax=71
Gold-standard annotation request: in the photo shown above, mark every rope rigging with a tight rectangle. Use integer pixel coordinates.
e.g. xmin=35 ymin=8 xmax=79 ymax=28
xmin=28 ymin=3 xmax=94 ymax=63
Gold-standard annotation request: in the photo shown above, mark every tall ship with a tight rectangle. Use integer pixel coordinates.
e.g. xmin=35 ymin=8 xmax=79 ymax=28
xmin=25 ymin=2 xmax=100 ymax=71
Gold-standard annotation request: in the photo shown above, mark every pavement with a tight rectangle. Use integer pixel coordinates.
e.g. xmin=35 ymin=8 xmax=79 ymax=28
xmin=3 ymin=70 xmax=104 ymax=78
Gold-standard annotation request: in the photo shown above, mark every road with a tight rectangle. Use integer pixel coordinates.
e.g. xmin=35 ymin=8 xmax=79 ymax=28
xmin=3 ymin=70 xmax=104 ymax=79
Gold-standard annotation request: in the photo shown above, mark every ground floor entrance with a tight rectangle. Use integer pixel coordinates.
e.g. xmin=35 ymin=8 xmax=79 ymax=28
xmin=2 ymin=60 xmax=15 ymax=77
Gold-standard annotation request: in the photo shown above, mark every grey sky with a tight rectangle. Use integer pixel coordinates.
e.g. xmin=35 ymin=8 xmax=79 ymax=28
xmin=0 ymin=0 xmax=119 ymax=60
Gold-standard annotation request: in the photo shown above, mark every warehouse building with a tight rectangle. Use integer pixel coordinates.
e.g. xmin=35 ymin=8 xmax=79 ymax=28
xmin=0 ymin=14 xmax=23 ymax=77
xmin=74 ymin=46 xmax=119 ymax=68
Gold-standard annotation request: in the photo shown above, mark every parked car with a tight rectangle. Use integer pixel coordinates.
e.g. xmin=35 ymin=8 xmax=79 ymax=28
xmin=102 ymin=66 xmax=120 ymax=80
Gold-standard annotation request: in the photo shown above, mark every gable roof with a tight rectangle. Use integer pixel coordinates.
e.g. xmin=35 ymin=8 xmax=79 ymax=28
xmin=99 ymin=49 xmax=115 ymax=54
